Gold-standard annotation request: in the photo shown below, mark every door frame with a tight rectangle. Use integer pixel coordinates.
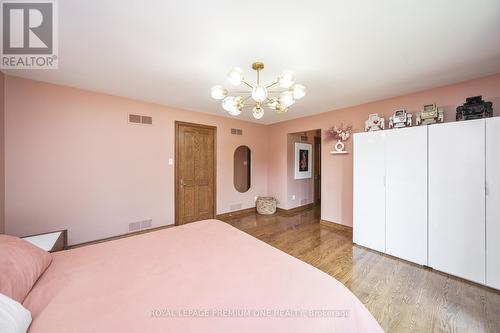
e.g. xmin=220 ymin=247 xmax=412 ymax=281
xmin=313 ymin=136 xmax=321 ymax=205
xmin=174 ymin=121 xmax=217 ymax=225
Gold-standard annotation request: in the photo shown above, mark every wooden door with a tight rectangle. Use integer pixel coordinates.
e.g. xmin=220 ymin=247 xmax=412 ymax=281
xmin=313 ymin=136 xmax=321 ymax=204
xmin=428 ymin=119 xmax=485 ymax=284
xmin=385 ymin=126 xmax=428 ymax=265
xmin=175 ymin=122 xmax=216 ymax=225
xmin=353 ymin=131 xmax=386 ymax=253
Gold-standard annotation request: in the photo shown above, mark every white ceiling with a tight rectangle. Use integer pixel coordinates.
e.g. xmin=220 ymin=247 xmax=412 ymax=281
xmin=5 ymin=0 xmax=500 ymax=124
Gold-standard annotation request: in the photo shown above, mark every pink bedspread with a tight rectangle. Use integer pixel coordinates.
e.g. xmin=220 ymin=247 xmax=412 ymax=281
xmin=23 ymin=220 xmax=383 ymax=332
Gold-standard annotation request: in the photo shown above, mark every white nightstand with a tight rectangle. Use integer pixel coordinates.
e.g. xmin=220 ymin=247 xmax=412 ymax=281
xmin=22 ymin=230 xmax=67 ymax=252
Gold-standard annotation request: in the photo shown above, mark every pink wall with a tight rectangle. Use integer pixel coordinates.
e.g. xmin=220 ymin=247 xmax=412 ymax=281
xmin=4 ymin=73 xmax=500 ymax=243
xmin=0 ymin=72 xmax=4 ymax=234
xmin=4 ymin=76 xmax=269 ymax=245
xmin=268 ymin=73 xmax=500 ymax=226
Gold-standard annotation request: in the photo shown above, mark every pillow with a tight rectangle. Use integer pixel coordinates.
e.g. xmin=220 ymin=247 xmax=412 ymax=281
xmin=0 ymin=293 xmax=32 ymax=333
xmin=0 ymin=235 xmax=52 ymax=303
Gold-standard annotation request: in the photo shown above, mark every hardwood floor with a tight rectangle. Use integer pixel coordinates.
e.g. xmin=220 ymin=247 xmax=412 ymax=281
xmin=220 ymin=206 xmax=500 ymax=333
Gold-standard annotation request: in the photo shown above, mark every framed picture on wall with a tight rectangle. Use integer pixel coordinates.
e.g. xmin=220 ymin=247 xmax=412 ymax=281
xmin=294 ymin=143 xmax=312 ymax=179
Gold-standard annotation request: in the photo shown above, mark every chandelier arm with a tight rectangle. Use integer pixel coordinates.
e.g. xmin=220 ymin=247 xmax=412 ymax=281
xmin=241 ymin=80 xmax=254 ymax=89
xmin=265 ymin=81 xmax=279 ymax=89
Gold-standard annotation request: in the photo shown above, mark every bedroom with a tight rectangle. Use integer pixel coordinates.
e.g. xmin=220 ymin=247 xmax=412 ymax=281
xmin=1 ymin=1 xmax=500 ymax=332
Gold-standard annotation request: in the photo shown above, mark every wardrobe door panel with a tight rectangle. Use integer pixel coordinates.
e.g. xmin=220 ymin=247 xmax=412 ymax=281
xmin=353 ymin=131 xmax=386 ymax=253
xmin=385 ymin=127 xmax=428 ymax=265
xmin=486 ymin=117 xmax=500 ymax=289
xmin=428 ymin=119 xmax=485 ymax=284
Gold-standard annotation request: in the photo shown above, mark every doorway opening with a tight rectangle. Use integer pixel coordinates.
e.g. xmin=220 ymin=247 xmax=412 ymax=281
xmin=286 ymin=129 xmax=321 ymax=211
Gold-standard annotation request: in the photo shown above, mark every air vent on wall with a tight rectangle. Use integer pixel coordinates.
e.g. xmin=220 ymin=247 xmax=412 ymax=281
xmin=128 ymin=114 xmax=153 ymax=125
xmin=230 ymin=203 xmax=242 ymax=211
xmin=128 ymin=221 xmax=141 ymax=232
xmin=129 ymin=114 xmax=141 ymax=124
xmin=129 ymin=219 xmax=153 ymax=232
xmin=140 ymin=219 xmax=152 ymax=229
xmin=141 ymin=116 xmax=152 ymax=125
xmin=231 ymin=128 xmax=243 ymax=135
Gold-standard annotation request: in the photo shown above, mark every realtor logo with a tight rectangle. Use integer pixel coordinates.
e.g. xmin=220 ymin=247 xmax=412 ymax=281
xmin=1 ymin=0 xmax=58 ymax=69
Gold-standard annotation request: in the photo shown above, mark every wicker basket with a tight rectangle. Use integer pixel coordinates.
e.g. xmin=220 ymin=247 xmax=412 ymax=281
xmin=256 ymin=197 xmax=278 ymax=215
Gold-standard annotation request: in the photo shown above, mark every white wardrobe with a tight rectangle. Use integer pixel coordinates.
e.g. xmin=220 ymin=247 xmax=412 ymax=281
xmin=353 ymin=126 xmax=428 ymax=265
xmin=353 ymin=117 xmax=500 ymax=289
xmin=486 ymin=117 xmax=500 ymax=290
xmin=353 ymin=131 xmax=386 ymax=253
xmin=428 ymin=119 xmax=485 ymax=284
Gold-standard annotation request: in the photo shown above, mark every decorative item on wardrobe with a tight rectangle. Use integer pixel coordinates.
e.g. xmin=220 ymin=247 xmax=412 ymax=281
xmin=389 ymin=109 xmax=412 ymax=128
xmin=456 ymin=96 xmax=493 ymax=121
xmin=415 ymin=104 xmax=444 ymax=125
xmin=327 ymin=123 xmax=352 ymax=154
xmin=365 ymin=114 xmax=385 ymax=131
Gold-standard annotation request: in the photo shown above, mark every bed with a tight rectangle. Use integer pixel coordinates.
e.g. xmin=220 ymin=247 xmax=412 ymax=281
xmin=21 ymin=219 xmax=383 ymax=332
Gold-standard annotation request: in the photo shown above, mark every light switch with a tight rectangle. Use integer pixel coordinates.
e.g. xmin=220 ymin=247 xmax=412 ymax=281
xmin=168 ymin=158 xmax=173 ymax=165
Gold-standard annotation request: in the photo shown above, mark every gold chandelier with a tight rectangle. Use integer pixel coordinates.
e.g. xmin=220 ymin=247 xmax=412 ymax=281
xmin=210 ymin=62 xmax=306 ymax=119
